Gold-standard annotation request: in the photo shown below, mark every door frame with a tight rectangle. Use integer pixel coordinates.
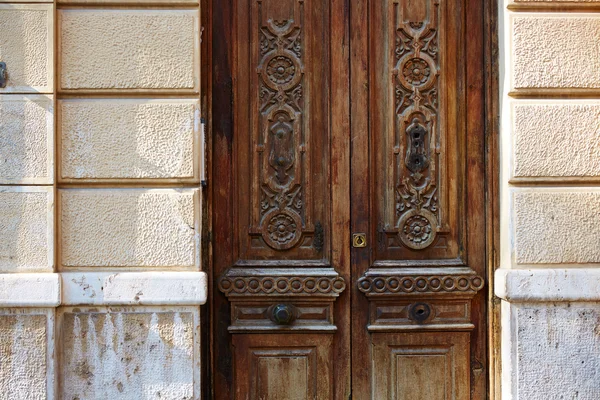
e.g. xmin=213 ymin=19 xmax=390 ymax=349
xmin=202 ymin=0 xmax=500 ymax=397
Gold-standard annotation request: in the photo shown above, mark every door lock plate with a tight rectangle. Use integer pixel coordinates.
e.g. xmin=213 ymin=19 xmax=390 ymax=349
xmin=352 ymin=233 xmax=367 ymax=248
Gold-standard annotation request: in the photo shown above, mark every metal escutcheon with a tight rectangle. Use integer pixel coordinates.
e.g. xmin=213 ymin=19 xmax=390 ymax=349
xmin=352 ymin=233 xmax=367 ymax=248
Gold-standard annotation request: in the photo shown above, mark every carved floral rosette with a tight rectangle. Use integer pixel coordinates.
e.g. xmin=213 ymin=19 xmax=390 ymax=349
xmin=394 ymin=1 xmax=441 ymax=250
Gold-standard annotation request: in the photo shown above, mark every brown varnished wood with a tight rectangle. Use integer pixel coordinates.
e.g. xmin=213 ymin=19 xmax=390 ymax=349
xmin=351 ymin=0 xmax=488 ymax=397
xmin=371 ymin=332 xmax=471 ymax=399
xmin=212 ymin=0 xmax=491 ymax=396
xmin=212 ymin=0 xmax=349 ymax=397
xmin=232 ymin=334 xmax=334 ymax=399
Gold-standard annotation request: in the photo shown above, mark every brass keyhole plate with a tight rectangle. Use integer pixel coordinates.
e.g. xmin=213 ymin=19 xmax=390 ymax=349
xmin=352 ymin=233 xmax=367 ymax=248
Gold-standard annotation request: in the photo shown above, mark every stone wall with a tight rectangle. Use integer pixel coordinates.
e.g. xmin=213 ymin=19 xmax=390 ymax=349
xmin=497 ymin=1 xmax=600 ymax=398
xmin=0 ymin=1 xmax=206 ymax=398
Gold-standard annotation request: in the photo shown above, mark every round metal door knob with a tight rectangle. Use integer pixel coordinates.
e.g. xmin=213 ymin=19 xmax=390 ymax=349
xmin=409 ymin=302 xmax=432 ymax=322
xmin=270 ymin=304 xmax=296 ymax=325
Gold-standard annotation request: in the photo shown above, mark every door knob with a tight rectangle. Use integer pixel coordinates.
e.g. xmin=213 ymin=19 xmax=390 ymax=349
xmin=270 ymin=304 xmax=296 ymax=325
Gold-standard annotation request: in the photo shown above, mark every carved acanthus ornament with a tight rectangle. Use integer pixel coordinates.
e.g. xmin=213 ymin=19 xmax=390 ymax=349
xmin=394 ymin=0 xmax=441 ymax=250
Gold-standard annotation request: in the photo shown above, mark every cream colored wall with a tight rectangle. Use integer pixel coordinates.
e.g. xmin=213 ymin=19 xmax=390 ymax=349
xmin=497 ymin=1 xmax=600 ymax=399
xmin=0 ymin=1 xmax=206 ymax=399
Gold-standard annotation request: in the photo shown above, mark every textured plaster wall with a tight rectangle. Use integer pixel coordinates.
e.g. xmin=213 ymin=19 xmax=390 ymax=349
xmin=499 ymin=1 xmax=600 ymax=399
xmin=60 ymin=189 xmax=199 ymax=269
xmin=0 ymin=0 xmax=203 ymax=398
xmin=59 ymin=99 xmax=198 ymax=181
xmin=0 ymin=312 xmax=50 ymax=400
xmin=59 ymin=308 xmax=199 ymax=399
xmin=59 ymin=10 xmax=199 ymax=90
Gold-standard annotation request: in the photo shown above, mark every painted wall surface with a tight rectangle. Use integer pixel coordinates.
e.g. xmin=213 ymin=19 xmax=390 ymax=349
xmin=0 ymin=0 xmax=206 ymax=399
xmin=497 ymin=1 xmax=600 ymax=399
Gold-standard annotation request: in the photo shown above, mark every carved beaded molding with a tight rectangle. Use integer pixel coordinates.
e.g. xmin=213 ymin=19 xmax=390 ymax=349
xmin=219 ymin=275 xmax=346 ymax=297
xmin=357 ymin=274 xmax=484 ymax=295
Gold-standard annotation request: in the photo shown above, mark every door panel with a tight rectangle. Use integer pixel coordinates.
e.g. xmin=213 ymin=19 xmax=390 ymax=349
xmin=371 ymin=332 xmax=470 ymax=400
xmin=232 ymin=334 xmax=333 ymax=399
xmin=212 ymin=0 xmax=350 ymax=397
xmin=350 ymin=0 xmax=487 ymax=397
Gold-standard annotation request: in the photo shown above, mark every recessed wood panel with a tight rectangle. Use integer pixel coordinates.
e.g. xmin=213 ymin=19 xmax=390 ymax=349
xmin=234 ymin=0 xmax=331 ymax=261
xmin=370 ymin=0 xmax=462 ymax=262
xmin=372 ymin=332 xmax=470 ymax=400
xmin=232 ymin=334 xmax=333 ymax=400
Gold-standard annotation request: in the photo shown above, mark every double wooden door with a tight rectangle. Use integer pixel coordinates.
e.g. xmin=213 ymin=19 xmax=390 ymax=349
xmin=211 ymin=0 xmax=488 ymax=397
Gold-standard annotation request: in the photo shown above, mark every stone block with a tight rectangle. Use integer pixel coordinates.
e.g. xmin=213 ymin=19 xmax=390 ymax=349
xmin=59 ymin=99 xmax=199 ymax=182
xmin=0 ymin=187 xmax=53 ymax=272
xmin=0 ymin=309 xmax=53 ymax=400
xmin=59 ymin=307 xmax=199 ymax=399
xmin=59 ymin=10 xmax=199 ymax=91
xmin=511 ymin=14 xmax=600 ymax=90
xmin=504 ymin=303 xmax=600 ymax=400
xmin=0 ymin=95 xmax=53 ymax=184
xmin=513 ymin=190 xmax=600 ymax=264
xmin=59 ymin=189 xmax=200 ymax=269
xmin=512 ymin=101 xmax=600 ymax=178
xmin=0 ymin=5 xmax=53 ymax=93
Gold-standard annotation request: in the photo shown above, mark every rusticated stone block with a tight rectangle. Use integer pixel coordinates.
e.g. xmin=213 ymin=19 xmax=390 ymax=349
xmin=59 ymin=10 xmax=199 ymax=91
xmin=0 ymin=95 xmax=53 ymax=184
xmin=0 ymin=310 xmax=51 ymax=400
xmin=59 ymin=99 xmax=198 ymax=181
xmin=513 ymin=190 xmax=600 ymax=264
xmin=59 ymin=307 xmax=199 ymax=399
xmin=512 ymin=15 xmax=600 ymax=90
xmin=0 ymin=5 xmax=53 ymax=93
xmin=0 ymin=187 xmax=53 ymax=272
xmin=510 ymin=303 xmax=600 ymax=400
xmin=60 ymin=189 xmax=199 ymax=269
xmin=512 ymin=101 xmax=600 ymax=178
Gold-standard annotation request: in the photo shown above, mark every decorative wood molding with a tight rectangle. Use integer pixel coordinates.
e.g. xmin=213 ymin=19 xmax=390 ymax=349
xmin=393 ymin=0 xmax=441 ymax=250
xmin=357 ymin=271 xmax=484 ymax=296
xmin=219 ymin=268 xmax=346 ymax=297
xmin=219 ymin=268 xmax=345 ymax=332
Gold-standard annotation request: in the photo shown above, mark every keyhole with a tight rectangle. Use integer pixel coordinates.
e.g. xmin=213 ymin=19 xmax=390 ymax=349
xmin=353 ymin=233 xmax=367 ymax=248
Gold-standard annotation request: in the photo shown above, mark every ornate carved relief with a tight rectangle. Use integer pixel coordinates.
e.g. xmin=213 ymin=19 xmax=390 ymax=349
xmin=257 ymin=16 xmax=307 ymax=251
xmin=357 ymin=273 xmax=484 ymax=296
xmin=219 ymin=274 xmax=346 ymax=297
xmin=394 ymin=0 xmax=441 ymax=250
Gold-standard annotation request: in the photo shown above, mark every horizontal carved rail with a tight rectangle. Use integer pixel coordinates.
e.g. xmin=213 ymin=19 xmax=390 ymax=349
xmin=218 ymin=268 xmax=346 ymax=332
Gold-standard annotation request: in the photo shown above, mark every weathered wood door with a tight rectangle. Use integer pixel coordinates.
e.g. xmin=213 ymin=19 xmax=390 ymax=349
xmin=211 ymin=0 xmax=488 ymax=397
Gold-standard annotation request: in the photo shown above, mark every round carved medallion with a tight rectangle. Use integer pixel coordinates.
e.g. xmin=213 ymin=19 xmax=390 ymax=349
xmin=262 ymin=51 xmax=302 ymax=90
xmin=262 ymin=209 xmax=303 ymax=250
xmin=267 ymin=56 xmax=296 ymax=85
xmin=398 ymin=209 xmax=437 ymax=249
xmin=398 ymin=55 xmax=436 ymax=90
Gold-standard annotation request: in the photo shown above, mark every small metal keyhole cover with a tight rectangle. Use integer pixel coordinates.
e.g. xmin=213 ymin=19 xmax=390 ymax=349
xmin=353 ymin=233 xmax=367 ymax=248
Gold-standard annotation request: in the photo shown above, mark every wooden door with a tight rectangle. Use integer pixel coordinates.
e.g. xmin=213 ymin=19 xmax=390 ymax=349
xmin=210 ymin=0 xmax=488 ymax=397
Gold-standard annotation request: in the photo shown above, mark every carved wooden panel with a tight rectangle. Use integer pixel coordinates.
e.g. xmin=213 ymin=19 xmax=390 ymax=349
xmin=371 ymin=0 xmax=461 ymax=262
xmin=235 ymin=0 xmax=331 ymax=261
xmin=371 ymin=332 xmax=470 ymax=400
xmin=232 ymin=334 xmax=333 ymax=399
